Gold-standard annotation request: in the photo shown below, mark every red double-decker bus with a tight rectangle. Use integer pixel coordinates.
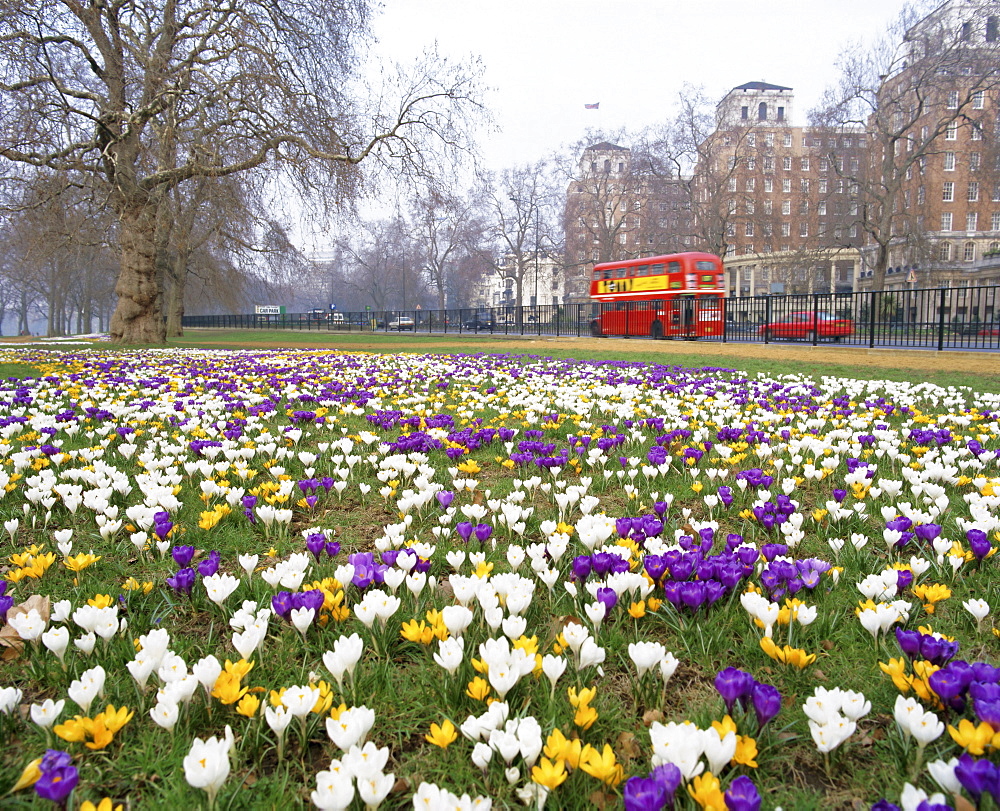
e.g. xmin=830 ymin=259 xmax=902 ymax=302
xmin=588 ymin=252 xmax=725 ymax=339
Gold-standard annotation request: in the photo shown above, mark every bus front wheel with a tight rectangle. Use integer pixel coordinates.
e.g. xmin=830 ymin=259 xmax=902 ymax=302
xmin=589 ymin=320 xmax=604 ymax=338
xmin=650 ymin=321 xmax=663 ymax=340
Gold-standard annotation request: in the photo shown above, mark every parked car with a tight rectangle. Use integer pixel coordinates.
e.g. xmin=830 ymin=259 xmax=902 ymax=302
xmin=463 ymin=314 xmax=497 ymax=330
xmin=306 ymin=308 xmax=329 ymax=322
xmin=978 ymin=324 xmax=1000 ymax=337
xmin=387 ymin=316 xmax=415 ymax=331
xmin=758 ymin=311 xmax=853 ymax=341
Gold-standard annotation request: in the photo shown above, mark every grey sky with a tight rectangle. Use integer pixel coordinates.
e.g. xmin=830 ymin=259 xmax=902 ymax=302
xmin=371 ymin=0 xmax=910 ymax=167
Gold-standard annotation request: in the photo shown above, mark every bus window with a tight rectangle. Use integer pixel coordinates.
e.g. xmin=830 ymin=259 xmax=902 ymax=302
xmin=614 ymin=268 xmax=627 ymax=278
xmin=637 ymin=265 xmax=649 ymax=276
xmin=651 ymin=264 xmax=665 ymax=275
xmin=592 ymin=270 xmax=602 ymax=280
xmin=696 ymin=261 xmax=718 ymax=271
xmin=668 ymin=261 xmax=681 ymax=273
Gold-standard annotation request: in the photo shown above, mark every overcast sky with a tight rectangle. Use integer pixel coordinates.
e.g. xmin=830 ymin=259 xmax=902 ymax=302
xmin=370 ymin=0 xmax=912 ymax=168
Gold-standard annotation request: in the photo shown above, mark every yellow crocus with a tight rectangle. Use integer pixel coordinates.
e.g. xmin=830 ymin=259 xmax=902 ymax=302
xmin=578 ymin=743 xmax=624 ymax=786
xmin=425 ymin=719 xmax=458 ymax=749
xmin=879 ymin=658 xmax=914 ymax=694
xmin=465 ymin=677 xmax=491 ymax=702
xmin=87 ymin=594 xmax=114 ymax=608
xmin=236 ymin=694 xmax=260 ymax=718
xmin=734 ymin=735 xmax=759 ymax=768
xmin=688 ymin=772 xmax=726 ymax=810
xmin=573 ymin=704 xmax=599 ymax=730
xmin=567 ymin=685 xmax=597 ymax=708
xmin=211 ymin=671 xmax=248 ymax=705
xmin=531 ymin=757 xmax=568 ymax=790
xmin=544 ymin=728 xmax=583 ymax=769
xmin=54 ymin=716 xmax=90 ymax=743
xmin=10 ymin=757 xmax=42 ymax=792
xmin=80 ymin=800 xmax=123 ymax=811
xmin=948 ymin=719 xmax=996 ymax=755
xmin=65 ymin=552 xmax=101 ymax=572
xmin=96 ymin=704 xmax=134 ymax=734
xmin=628 ymin=601 xmax=647 ymax=618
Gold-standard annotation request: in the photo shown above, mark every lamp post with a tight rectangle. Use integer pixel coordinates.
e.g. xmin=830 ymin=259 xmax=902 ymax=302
xmin=534 ymin=202 xmax=540 ymax=312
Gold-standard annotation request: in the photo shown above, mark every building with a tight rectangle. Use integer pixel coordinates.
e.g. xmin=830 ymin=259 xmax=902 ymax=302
xmin=563 ymin=142 xmax=691 ymax=302
xmin=854 ymin=0 xmax=1000 ymax=295
xmin=472 ymin=252 xmax=566 ymax=312
xmin=694 ymin=81 xmax=867 ymax=297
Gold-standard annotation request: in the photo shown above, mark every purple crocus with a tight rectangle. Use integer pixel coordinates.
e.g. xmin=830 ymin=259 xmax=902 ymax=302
xmin=197 ymin=550 xmax=220 ymax=577
xmin=455 ymin=522 xmax=475 ymax=542
xmin=714 ymin=667 xmax=755 ymax=714
xmin=968 ymin=529 xmax=992 ymax=560
xmin=165 ymin=567 xmax=195 ymax=595
xmin=474 ymin=523 xmax=493 ymax=543
xmin=724 ymin=776 xmax=762 ymax=811
xmin=435 ymin=490 xmax=455 ymax=509
xmin=751 ymin=682 xmax=782 ymax=729
xmin=171 ymin=545 xmax=195 ymax=567
xmin=622 ymin=776 xmax=667 ymax=811
xmin=306 ymin=533 xmax=327 ymax=560
xmin=34 ymin=750 xmax=78 ymax=804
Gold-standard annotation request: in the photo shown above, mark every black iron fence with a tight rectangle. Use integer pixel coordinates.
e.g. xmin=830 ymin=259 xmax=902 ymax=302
xmin=182 ymin=284 xmax=1000 ymax=351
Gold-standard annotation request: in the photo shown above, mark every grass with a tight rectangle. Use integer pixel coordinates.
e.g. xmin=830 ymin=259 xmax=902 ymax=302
xmin=0 ymin=341 xmax=996 ymax=809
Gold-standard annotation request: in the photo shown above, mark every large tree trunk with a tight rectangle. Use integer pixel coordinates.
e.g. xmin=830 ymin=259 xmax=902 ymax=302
xmin=164 ymin=251 xmax=187 ymax=338
xmin=110 ymin=197 xmax=167 ymax=344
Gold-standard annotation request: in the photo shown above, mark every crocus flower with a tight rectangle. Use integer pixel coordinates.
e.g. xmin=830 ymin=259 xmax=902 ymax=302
xmin=183 ymin=726 xmax=234 ymax=808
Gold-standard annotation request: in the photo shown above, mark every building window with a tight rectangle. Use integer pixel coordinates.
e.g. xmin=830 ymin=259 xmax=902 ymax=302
xmin=964 ymin=242 xmax=976 ymax=261
xmin=850 ymin=158 xmax=859 ymax=173
xmin=746 ymin=200 xmax=755 ymax=214
xmin=783 ymin=131 xmax=791 ymax=146
xmin=747 ymin=133 xmax=756 ymax=148
xmin=943 ymin=182 xmax=955 ymax=201
xmin=782 ymin=178 xmax=791 ymax=193
xmin=969 ymin=182 xmax=980 ymax=202
xmin=800 ymin=157 xmax=810 ymax=171
xmin=799 ymin=222 xmax=809 ymax=237
xmin=819 ymin=179 xmax=828 ymax=194
xmin=947 ymin=90 xmax=959 ymax=108
xmin=971 ymin=124 xmax=983 ymax=140
xmin=741 ymin=106 xmax=748 ymax=120
xmin=746 ymin=178 xmax=755 ymax=192
xmin=967 ymin=212 xmax=978 ymax=231
xmin=764 ymin=178 xmax=773 ymax=193
xmin=850 ymin=224 xmax=858 ymax=237
xmin=726 ymin=223 xmax=735 ymax=237
xmin=944 ymin=151 xmax=956 ymax=171
xmin=799 ymin=199 xmax=809 ymax=215
xmin=782 ymin=156 xmax=792 ymax=170
xmin=994 ymin=183 xmax=1000 ymax=202
xmin=723 ymin=135 xmax=732 ymax=146
xmin=777 ymin=107 xmax=785 ymax=122
xmin=747 ymin=156 xmax=756 ymax=170
xmin=940 ymin=242 xmax=952 ymax=261
xmin=746 ymin=222 xmax=754 ymax=237
xmin=973 ymin=90 xmax=985 ymax=109
xmin=918 ymin=185 xmax=926 ymax=205
xmin=728 ymin=177 xmax=737 ymax=191
xmin=758 ymin=102 xmax=767 ymax=120
xmin=970 ymin=153 xmax=981 ymax=172
xmin=989 ymin=16 xmax=999 ymax=40
xmin=942 ymin=212 xmax=954 ymax=230
xmin=961 ymin=21 xmax=973 ymax=40
xmin=764 ymin=200 xmax=773 ymax=214
xmin=781 ymin=222 xmax=791 ymax=237
xmin=992 ymin=212 xmax=1000 ymax=230
xmin=782 ymin=200 xmax=791 ymax=215
xmin=764 ymin=132 xmax=774 ymax=147
xmin=818 ymin=201 xmax=827 ymax=215
xmin=763 ymin=156 xmax=773 ymax=170
xmin=946 ymin=122 xmax=958 ymax=140
xmin=801 ymin=179 xmax=810 ymax=194
xmin=819 ymin=158 xmax=828 ymax=172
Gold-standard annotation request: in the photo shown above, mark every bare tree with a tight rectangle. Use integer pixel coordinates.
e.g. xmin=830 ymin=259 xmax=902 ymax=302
xmin=0 ymin=1 xmax=484 ymax=343
xmin=338 ymin=215 xmax=425 ymax=313
xmin=409 ymin=184 xmax=483 ymax=310
xmin=812 ymin=0 xmax=1000 ymax=289
xmin=474 ymin=161 xmax=556 ymax=310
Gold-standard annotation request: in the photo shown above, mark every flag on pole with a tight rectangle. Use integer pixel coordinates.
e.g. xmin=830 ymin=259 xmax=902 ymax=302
xmin=584 ymin=102 xmax=600 ymax=109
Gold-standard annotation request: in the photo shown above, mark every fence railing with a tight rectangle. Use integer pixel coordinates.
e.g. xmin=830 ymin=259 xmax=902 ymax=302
xmin=182 ymin=285 xmax=1000 ymax=351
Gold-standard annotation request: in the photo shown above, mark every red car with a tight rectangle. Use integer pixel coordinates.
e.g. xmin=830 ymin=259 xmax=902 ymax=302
xmin=758 ymin=311 xmax=853 ymax=342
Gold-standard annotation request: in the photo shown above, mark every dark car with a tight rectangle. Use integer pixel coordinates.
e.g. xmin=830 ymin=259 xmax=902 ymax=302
xmin=463 ymin=314 xmax=497 ymax=330
xmin=758 ymin=311 xmax=854 ymax=341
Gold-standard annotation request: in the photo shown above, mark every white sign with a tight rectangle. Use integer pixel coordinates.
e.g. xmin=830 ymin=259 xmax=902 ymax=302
xmin=255 ymin=305 xmax=284 ymax=315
